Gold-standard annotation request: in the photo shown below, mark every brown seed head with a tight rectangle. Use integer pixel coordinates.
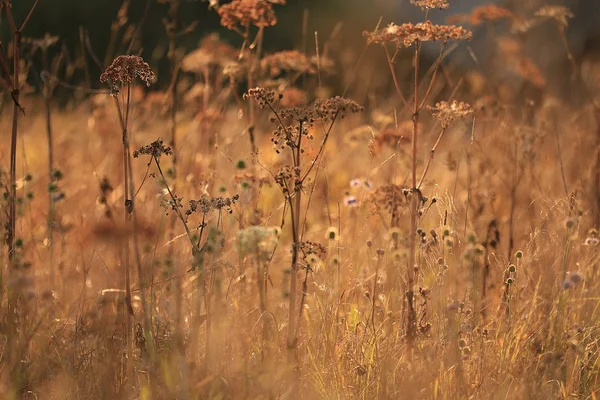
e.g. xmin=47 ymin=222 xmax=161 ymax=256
xmin=410 ymin=0 xmax=449 ymax=10
xmin=218 ymin=0 xmax=280 ymax=30
xmin=364 ymin=21 xmax=472 ymax=48
xmin=261 ymin=50 xmax=316 ymax=77
xmin=100 ymin=55 xmax=155 ymax=87
xmin=427 ymin=100 xmax=474 ymax=128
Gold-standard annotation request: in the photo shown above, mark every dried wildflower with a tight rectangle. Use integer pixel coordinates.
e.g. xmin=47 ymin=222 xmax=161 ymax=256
xmin=364 ymin=21 xmax=472 ymax=48
xmin=218 ymin=0 xmax=279 ymax=30
xmin=427 ymin=100 xmax=474 ymax=128
xmin=535 ymin=5 xmax=573 ymax=29
xmin=584 ymin=236 xmax=599 ymax=246
xmin=187 ymin=194 xmax=240 ymax=216
xmin=448 ymin=5 xmax=513 ymax=26
xmin=133 ymin=138 xmax=172 ymax=159
xmin=261 ymin=50 xmax=316 ymax=77
xmin=299 ymin=240 xmax=327 ymax=259
xmin=222 ymin=61 xmax=245 ymax=81
xmin=100 ymin=55 xmax=155 ymax=87
xmin=244 ymin=87 xmax=276 ymax=108
xmin=410 ymin=0 xmax=449 ymax=10
xmin=182 ymin=33 xmax=237 ymax=72
xmin=314 ymin=96 xmax=363 ymax=121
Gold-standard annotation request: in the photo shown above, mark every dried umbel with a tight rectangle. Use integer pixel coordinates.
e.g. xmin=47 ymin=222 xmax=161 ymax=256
xmin=100 ymin=55 xmax=155 ymax=87
xmin=218 ymin=0 xmax=280 ymax=30
xmin=187 ymin=194 xmax=240 ymax=216
xmin=364 ymin=21 xmax=472 ymax=48
xmin=181 ymin=34 xmax=237 ymax=72
xmin=535 ymin=5 xmax=573 ymax=29
xmin=133 ymin=138 xmax=172 ymax=159
xmin=427 ymin=101 xmax=474 ymax=128
xmin=410 ymin=0 xmax=449 ymax=10
xmin=261 ymin=50 xmax=316 ymax=77
xmin=244 ymin=87 xmax=276 ymax=108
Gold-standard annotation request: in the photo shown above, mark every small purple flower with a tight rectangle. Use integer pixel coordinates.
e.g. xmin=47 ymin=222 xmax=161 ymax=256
xmin=343 ymin=195 xmax=358 ymax=207
xmin=561 ymin=279 xmax=573 ymax=290
xmin=568 ymin=272 xmax=584 ymax=285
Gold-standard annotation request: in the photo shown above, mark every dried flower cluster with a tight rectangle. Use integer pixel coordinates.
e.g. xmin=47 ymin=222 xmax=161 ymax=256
xmin=410 ymin=0 xmax=449 ymax=10
xmin=187 ymin=194 xmax=240 ymax=216
xmin=133 ymin=138 xmax=172 ymax=159
xmin=427 ymin=100 xmax=474 ymax=127
xmin=218 ymin=0 xmax=280 ymax=30
xmin=261 ymin=50 xmax=316 ymax=77
xmin=364 ymin=21 xmax=472 ymax=48
xmin=448 ymin=5 xmax=514 ymax=26
xmin=274 ymin=166 xmax=300 ymax=192
xmin=535 ymin=5 xmax=573 ymax=29
xmin=244 ymin=87 xmax=276 ymax=108
xmin=181 ymin=34 xmax=237 ymax=72
xmin=100 ymin=55 xmax=155 ymax=87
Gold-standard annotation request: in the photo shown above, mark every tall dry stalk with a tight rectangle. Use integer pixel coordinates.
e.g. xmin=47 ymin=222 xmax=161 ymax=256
xmin=364 ymin=3 xmax=471 ymax=351
xmin=100 ymin=55 xmax=156 ymax=384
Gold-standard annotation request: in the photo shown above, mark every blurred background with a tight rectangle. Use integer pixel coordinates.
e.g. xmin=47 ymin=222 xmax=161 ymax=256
xmin=3 ymin=0 xmax=600 ymax=95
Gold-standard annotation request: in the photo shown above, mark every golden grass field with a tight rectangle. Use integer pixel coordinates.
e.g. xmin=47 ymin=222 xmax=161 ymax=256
xmin=1 ymin=0 xmax=600 ymax=398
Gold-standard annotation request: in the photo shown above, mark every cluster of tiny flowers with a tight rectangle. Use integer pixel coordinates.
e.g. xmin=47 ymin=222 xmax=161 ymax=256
xmin=187 ymin=194 xmax=240 ymax=215
xmin=535 ymin=5 xmax=573 ymax=28
xmin=261 ymin=50 xmax=316 ymax=77
xmin=133 ymin=138 xmax=172 ymax=159
xmin=244 ymin=87 xmax=276 ymax=108
xmin=299 ymin=240 xmax=327 ymax=259
xmin=314 ymin=97 xmax=364 ymax=122
xmin=410 ymin=0 xmax=449 ymax=10
xmin=218 ymin=0 xmax=279 ymax=30
xmin=364 ymin=21 xmax=472 ymax=47
xmin=427 ymin=100 xmax=474 ymax=127
xmin=274 ymin=166 xmax=300 ymax=192
xmin=100 ymin=55 xmax=155 ymax=87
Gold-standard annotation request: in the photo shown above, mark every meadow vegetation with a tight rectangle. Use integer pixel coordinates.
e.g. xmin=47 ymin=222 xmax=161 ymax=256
xmin=1 ymin=0 xmax=600 ymax=398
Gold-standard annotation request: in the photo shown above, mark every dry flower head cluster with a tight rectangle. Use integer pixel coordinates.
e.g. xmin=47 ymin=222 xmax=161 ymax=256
xmin=364 ymin=21 xmax=472 ymax=48
xmin=427 ymin=100 xmax=474 ymax=127
xmin=410 ymin=0 xmax=449 ymax=10
xmin=100 ymin=55 xmax=155 ymax=87
xmin=218 ymin=0 xmax=283 ymax=30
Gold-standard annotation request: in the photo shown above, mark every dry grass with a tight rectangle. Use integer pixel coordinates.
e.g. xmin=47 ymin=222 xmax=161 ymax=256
xmin=1 ymin=0 xmax=600 ymax=399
